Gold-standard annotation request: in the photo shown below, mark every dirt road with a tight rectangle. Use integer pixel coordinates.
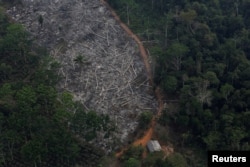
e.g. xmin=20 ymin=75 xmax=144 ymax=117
xmin=100 ymin=0 xmax=164 ymax=157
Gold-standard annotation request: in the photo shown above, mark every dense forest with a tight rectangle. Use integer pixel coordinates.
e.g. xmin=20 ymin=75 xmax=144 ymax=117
xmin=0 ymin=2 xmax=117 ymax=166
xmin=109 ymin=0 xmax=250 ymax=166
xmin=2 ymin=0 xmax=250 ymax=166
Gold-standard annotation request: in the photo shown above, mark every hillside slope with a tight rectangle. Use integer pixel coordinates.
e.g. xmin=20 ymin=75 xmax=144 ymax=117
xmin=6 ymin=0 xmax=157 ymax=151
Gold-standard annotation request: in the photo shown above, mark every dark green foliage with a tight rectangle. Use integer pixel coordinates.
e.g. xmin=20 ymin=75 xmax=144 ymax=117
xmin=74 ymin=54 xmax=87 ymax=65
xmin=161 ymin=75 xmax=177 ymax=93
xmin=140 ymin=152 xmax=187 ymax=167
xmin=71 ymin=109 xmax=115 ymax=141
xmin=121 ymin=146 xmax=144 ymax=162
xmin=165 ymin=153 xmax=188 ymax=167
xmin=0 ymin=7 xmax=9 ymax=34
xmin=158 ymin=109 xmax=169 ymax=126
xmin=142 ymin=151 xmax=164 ymax=167
xmin=124 ymin=158 xmax=141 ymax=167
xmin=0 ymin=22 xmax=39 ymax=81
xmin=0 ymin=9 xmax=108 ymax=167
xmin=110 ymin=0 xmax=250 ymax=165
xmin=138 ymin=111 xmax=153 ymax=129
xmin=38 ymin=15 xmax=43 ymax=27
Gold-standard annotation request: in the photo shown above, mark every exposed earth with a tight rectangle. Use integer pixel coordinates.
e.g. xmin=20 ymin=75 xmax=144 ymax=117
xmin=6 ymin=0 xmax=158 ymax=152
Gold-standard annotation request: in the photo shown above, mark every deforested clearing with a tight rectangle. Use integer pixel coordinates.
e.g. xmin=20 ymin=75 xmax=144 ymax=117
xmin=6 ymin=0 xmax=157 ymax=151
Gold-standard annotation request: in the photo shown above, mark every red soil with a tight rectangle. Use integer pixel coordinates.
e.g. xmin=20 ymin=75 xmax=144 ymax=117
xmin=100 ymin=0 xmax=164 ymax=158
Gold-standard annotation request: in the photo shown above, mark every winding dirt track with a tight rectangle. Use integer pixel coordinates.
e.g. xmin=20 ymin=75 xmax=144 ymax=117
xmin=100 ymin=0 xmax=164 ymax=157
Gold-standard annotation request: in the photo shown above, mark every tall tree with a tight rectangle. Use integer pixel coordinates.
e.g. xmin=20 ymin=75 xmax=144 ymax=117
xmin=166 ymin=42 xmax=189 ymax=71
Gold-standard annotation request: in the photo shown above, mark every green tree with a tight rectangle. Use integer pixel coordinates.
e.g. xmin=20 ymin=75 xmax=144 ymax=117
xmin=179 ymin=9 xmax=197 ymax=33
xmin=119 ymin=0 xmax=138 ymax=25
xmin=161 ymin=75 xmax=178 ymax=93
xmin=195 ymin=79 xmax=212 ymax=106
xmin=166 ymin=42 xmax=189 ymax=71
xmin=138 ymin=111 xmax=153 ymax=129
xmin=0 ymin=7 xmax=9 ymax=35
xmin=0 ymin=63 xmax=12 ymax=81
xmin=220 ymin=83 xmax=234 ymax=101
xmin=165 ymin=153 xmax=188 ymax=167
xmin=0 ymin=12 xmax=106 ymax=166
xmin=21 ymin=139 xmax=46 ymax=166
xmin=224 ymin=126 xmax=247 ymax=150
xmin=143 ymin=151 xmax=164 ymax=167
xmin=204 ymin=71 xmax=219 ymax=86
xmin=38 ymin=15 xmax=43 ymax=27
xmin=203 ymin=131 xmax=221 ymax=150
xmin=2 ymin=130 xmax=21 ymax=161
xmin=122 ymin=146 xmax=144 ymax=161
xmin=3 ymin=24 xmax=29 ymax=63
xmin=74 ymin=54 xmax=86 ymax=65
xmin=0 ymin=83 xmax=14 ymax=108
xmin=74 ymin=54 xmax=87 ymax=79
xmin=124 ymin=158 xmax=140 ymax=167
xmin=35 ymin=84 xmax=57 ymax=113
